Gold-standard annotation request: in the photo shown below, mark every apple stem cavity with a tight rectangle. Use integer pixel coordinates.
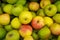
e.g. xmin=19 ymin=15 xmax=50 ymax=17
xmin=37 ymin=21 xmax=39 ymax=23
xmin=48 ymin=7 xmax=51 ymax=11
xmin=9 ymin=34 xmax=13 ymax=37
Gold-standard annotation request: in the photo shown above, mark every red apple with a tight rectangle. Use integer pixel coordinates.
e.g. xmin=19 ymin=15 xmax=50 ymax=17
xmin=19 ymin=25 xmax=32 ymax=37
xmin=31 ymin=16 xmax=45 ymax=30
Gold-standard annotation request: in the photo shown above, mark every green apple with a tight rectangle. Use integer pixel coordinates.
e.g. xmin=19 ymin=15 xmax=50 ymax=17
xmin=40 ymin=0 xmax=51 ymax=8
xmin=37 ymin=9 xmax=45 ymax=17
xmin=44 ymin=17 xmax=53 ymax=27
xmin=19 ymin=11 xmax=33 ymax=24
xmin=31 ymin=12 xmax=36 ymax=18
xmin=23 ymin=7 xmax=29 ymax=11
xmin=32 ymin=32 xmax=39 ymax=40
xmin=5 ymin=30 xmax=20 ymax=40
xmin=58 ymin=36 xmax=60 ymax=40
xmin=0 ymin=28 xmax=6 ymax=39
xmin=55 ymin=1 xmax=60 ymax=12
xmin=38 ymin=26 xmax=51 ymax=39
xmin=4 ymin=25 xmax=13 ymax=31
xmin=29 ymin=2 xmax=39 ymax=11
xmin=3 ymin=4 xmax=13 ymax=14
xmin=44 ymin=4 xmax=57 ymax=16
xmin=0 ymin=14 xmax=10 ymax=25
xmin=6 ymin=0 xmax=17 ymax=4
xmin=53 ymin=14 xmax=60 ymax=23
xmin=12 ymin=5 xmax=23 ymax=16
xmin=11 ymin=17 xmax=21 ymax=29
xmin=16 ymin=0 xmax=26 ymax=5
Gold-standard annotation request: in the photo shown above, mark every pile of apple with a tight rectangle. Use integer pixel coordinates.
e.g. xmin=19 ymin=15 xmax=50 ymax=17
xmin=0 ymin=0 xmax=60 ymax=40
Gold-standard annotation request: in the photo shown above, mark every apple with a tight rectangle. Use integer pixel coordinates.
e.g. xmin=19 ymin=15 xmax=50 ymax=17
xmin=58 ymin=36 xmax=60 ymax=40
xmin=40 ymin=0 xmax=51 ymax=8
xmin=24 ymin=36 xmax=34 ymax=40
xmin=0 ymin=28 xmax=6 ymax=39
xmin=12 ymin=5 xmax=23 ymax=16
xmin=11 ymin=17 xmax=21 ymax=29
xmin=44 ymin=4 xmax=57 ymax=16
xmin=38 ymin=26 xmax=51 ymax=39
xmin=32 ymin=32 xmax=39 ymax=40
xmin=16 ymin=0 xmax=26 ymax=6
xmin=4 ymin=25 xmax=13 ymax=31
xmin=37 ymin=9 xmax=45 ymax=17
xmin=31 ymin=16 xmax=45 ymax=30
xmin=55 ymin=1 xmax=60 ymax=12
xmin=19 ymin=11 xmax=33 ymax=24
xmin=23 ymin=7 xmax=29 ymax=11
xmin=53 ymin=14 xmax=60 ymax=23
xmin=0 ymin=14 xmax=10 ymax=25
xmin=3 ymin=4 xmax=13 ymax=14
xmin=19 ymin=24 xmax=32 ymax=37
xmin=29 ymin=2 xmax=39 ymax=11
xmin=5 ymin=30 xmax=20 ymax=40
xmin=6 ymin=0 xmax=17 ymax=4
xmin=31 ymin=12 xmax=36 ymax=18
xmin=50 ymin=23 xmax=60 ymax=35
xmin=44 ymin=17 xmax=53 ymax=27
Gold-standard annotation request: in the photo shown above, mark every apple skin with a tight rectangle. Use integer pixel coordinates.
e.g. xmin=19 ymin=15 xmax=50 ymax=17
xmin=24 ymin=36 xmax=34 ymax=40
xmin=37 ymin=9 xmax=45 ymax=17
xmin=55 ymin=1 xmax=60 ymax=12
xmin=50 ymin=23 xmax=60 ymax=35
xmin=15 ymin=0 xmax=26 ymax=6
xmin=5 ymin=30 xmax=20 ymax=40
xmin=19 ymin=25 xmax=32 ymax=37
xmin=0 ymin=28 xmax=6 ymax=39
xmin=44 ymin=17 xmax=53 ymax=27
xmin=19 ymin=11 xmax=33 ymax=24
xmin=7 ymin=0 xmax=17 ymax=4
xmin=53 ymin=14 xmax=60 ymax=23
xmin=3 ymin=4 xmax=13 ymax=14
xmin=11 ymin=17 xmax=21 ymax=29
xmin=0 ymin=14 xmax=10 ymax=25
xmin=29 ymin=2 xmax=39 ymax=11
xmin=32 ymin=31 xmax=39 ymax=40
xmin=31 ymin=12 xmax=36 ymax=18
xmin=44 ymin=4 xmax=57 ymax=16
xmin=58 ymin=36 xmax=60 ymax=40
xmin=12 ymin=5 xmax=23 ymax=16
xmin=4 ymin=25 xmax=13 ymax=31
xmin=38 ymin=26 xmax=51 ymax=39
xmin=31 ymin=16 xmax=45 ymax=30
xmin=40 ymin=0 xmax=51 ymax=8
